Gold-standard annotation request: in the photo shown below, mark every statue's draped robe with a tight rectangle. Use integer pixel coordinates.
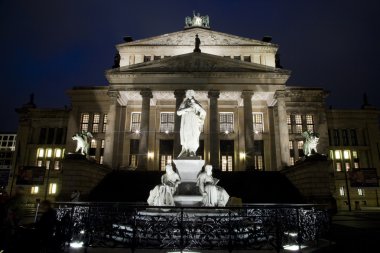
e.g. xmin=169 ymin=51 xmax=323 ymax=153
xmin=147 ymin=173 xmax=180 ymax=206
xmin=196 ymin=172 xmax=229 ymax=207
xmin=177 ymin=98 xmax=205 ymax=153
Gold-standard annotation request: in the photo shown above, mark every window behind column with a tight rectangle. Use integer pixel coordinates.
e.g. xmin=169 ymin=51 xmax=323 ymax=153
xmin=253 ymin=112 xmax=264 ymax=133
xmin=129 ymin=139 xmax=139 ymax=168
xmin=294 ymin=115 xmax=302 ymax=134
xmin=130 ymin=112 xmax=141 ymax=133
xmin=159 ymin=140 xmax=173 ymax=171
xmin=102 ymin=114 xmax=108 ymax=133
xmin=306 ymin=115 xmax=314 ymax=132
xmin=160 ymin=112 xmax=174 ymax=133
xmin=254 ymin=140 xmax=264 ymax=170
xmin=220 ymin=113 xmax=234 ymax=134
xmin=220 ymin=140 xmax=234 ymax=171
xmin=289 ymin=141 xmax=294 ymax=165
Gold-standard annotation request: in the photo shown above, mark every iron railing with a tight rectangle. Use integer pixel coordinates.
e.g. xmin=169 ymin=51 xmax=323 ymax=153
xmin=54 ymin=202 xmax=330 ymax=252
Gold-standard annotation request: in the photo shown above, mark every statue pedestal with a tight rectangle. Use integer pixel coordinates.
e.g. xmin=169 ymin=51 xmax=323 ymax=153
xmin=173 ymin=159 xmax=204 ymax=182
xmin=173 ymin=159 xmax=205 ymax=206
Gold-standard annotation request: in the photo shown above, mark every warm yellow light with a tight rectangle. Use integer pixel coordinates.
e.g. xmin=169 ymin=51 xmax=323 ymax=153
xmin=240 ymin=152 xmax=246 ymax=160
xmin=147 ymin=152 xmax=154 ymax=159
xmin=335 ymin=150 xmax=341 ymax=159
xmin=46 ymin=149 xmax=53 ymax=158
xmin=49 ymin=183 xmax=57 ymax=194
xmin=55 ymin=148 xmax=62 ymax=158
xmin=31 ymin=186 xmax=39 ymax=194
xmin=37 ymin=148 xmax=44 ymax=158
xmin=343 ymin=150 xmax=350 ymax=160
xmin=352 ymin=151 xmax=358 ymax=159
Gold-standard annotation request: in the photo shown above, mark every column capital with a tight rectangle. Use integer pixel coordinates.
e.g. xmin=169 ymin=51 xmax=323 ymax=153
xmin=140 ymin=89 xmax=153 ymax=99
xmin=107 ymin=90 xmax=120 ymax=99
xmin=241 ymin=90 xmax=254 ymax=99
xmin=208 ymin=90 xmax=220 ymax=99
xmin=174 ymin=89 xmax=186 ymax=99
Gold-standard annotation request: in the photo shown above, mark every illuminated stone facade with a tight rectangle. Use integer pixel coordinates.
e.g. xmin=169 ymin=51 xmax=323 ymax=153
xmin=7 ymin=20 xmax=380 ymax=209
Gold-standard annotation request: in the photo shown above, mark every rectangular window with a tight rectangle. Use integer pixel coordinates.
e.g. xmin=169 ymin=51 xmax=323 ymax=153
xmin=333 ymin=129 xmax=340 ymax=146
xmin=358 ymin=188 xmax=364 ymax=196
xmin=55 ymin=148 xmax=62 ymax=158
xmin=102 ymin=114 xmax=108 ymax=133
xmin=100 ymin=156 xmax=104 ymax=164
xmin=289 ymin=157 xmax=295 ymax=166
xmin=287 ymin=115 xmax=292 ymax=133
xmin=80 ymin=113 xmax=90 ymax=132
xmin=336 ymin=162 xmax=342 ymax=172
xmin=306 ymin=115 xmax=314 ymax=132
xmin=92 ymin=113 xmax=100 ymax=133
xmin=130 ymin=112 xmax=141 ymax=133
xmin=37 ymin=160 xmax=43 ymax=167
xmin=295 ymin=115 xmax=302 ymax=134
xmin=233 ymin=56 xmax=241 ymax=60
xmin=350 ymin=129 xmax=358 ymax=146
xmin=354 ymin=162 xmax=359 ymax=168
xmin=335 ymin=150 xmax=342 ymax=159
xmin=343 ymin=150 xmax=350 ymax=160
xmin=253 ymin=113 xmax=264 ymax=133
xmin=298 ymin=141 xmax=304 ymax=157
xmin=220 ymin=113 xmax=234 ymax=133
xmin=37 ymin=148 xmax=45 ymax=158
xmin=339 ymin=186 xmax=345 ymax=196
xmin=89 ymin=139 xmax=97 ymax=156
xmin=48 ymin=183 xmax=57 ymax=195
xmin=221 ymin=155 xmax=233 ymax=172
xmin=31 ymin=186 xmax=39 ymax=194
xmin=254 ymin=155 xmax=264 ymax=170
xmin=160 ymin=112 xmax=175 ymax=133
xmin=153 ymin=56 xmax=161 ymax=60
xmin=46 ymin=149 xmax=53 ymax=158
xmin=54 ymin=161 xmax=60 ymax=170
xmin=243 ymin=56 xmax=251 ymax=62
xmin=45 ymin=160 xmax=51 ymax=170
xmin=160 ymin=155 xmax=173 ymax=171
xmin=143 ymin=55 xmax=151 ymax=62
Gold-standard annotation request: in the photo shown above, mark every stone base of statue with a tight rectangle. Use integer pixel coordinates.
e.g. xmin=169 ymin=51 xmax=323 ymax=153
xmin=173 ymin=159 xmax=205 ymax=206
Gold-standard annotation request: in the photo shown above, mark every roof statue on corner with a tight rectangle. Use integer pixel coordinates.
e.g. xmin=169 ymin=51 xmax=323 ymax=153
xmin=185 ymin=11 xmax=210 ymax=29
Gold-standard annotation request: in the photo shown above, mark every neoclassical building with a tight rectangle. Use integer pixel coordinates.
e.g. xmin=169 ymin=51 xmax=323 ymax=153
xmin=8 ymin=15 xmax=380 ymax=209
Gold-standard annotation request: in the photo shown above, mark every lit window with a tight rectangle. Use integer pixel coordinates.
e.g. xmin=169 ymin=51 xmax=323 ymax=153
xmin=289 ymin=157 xmax=295 ymax=166
xmin=297 ymin=141 xmax=304 ymax=150
xmin=45 ymin=160 xmax=51 ymax=170
xmin=31 ymin=186 xmax=39 ymax=194
xmin=90 ymin=139 xmax=97 ymax=148
xmin=220 ymin=113 xmax=234 ymax=133
xmin=130 ymin=112 xmax=141 ymax=132
xmin=92 ymin=113 xmax=100 ymax=133
xmin=287 ymin=115 xmax=292 ymax=133
xmin=306 ymin=115 xmax=314 ymax=132
xmin=46 ymin=149 xmax=52 ymax=158
xmin=221 ymin=155 xmax=233 ymax=172
xmin=329 ymin=150 xmax=334 ymax=159
xmin=160 ymin=155 xmax=173 ymax=171
xmin=345 ymin=162 xmax=351 ymax=171
xmin=102 ymin=114 xmax=108 ymax=133
xmin=255 ymin=155 xmax=264 ymax=170
xmin=295 ymin=115 xmax=302 ymax=134
xmin=339 ymin=186 xmax=345 ymax=196
xmin=99 ymin=156 xmax=104 ymax=164
xmin=54 ymin=161 xmax=60 ymax=170
xmin=253 ymin=113 xmax=264 ymax=133
xmin=80 ymin=113 xmax=90 ymax=132
xmin=343 ymin=150 xmax=350 ymax=160
xmin=352 ymin=151 xmax=358 ymax=159
xmin=37 ymin=148 xmax=45 ymax=158
xmin=354 ymin=162 xmax=359 ymax=168
xmin=289 ymin=141 xmax=293 ymax=150
xmin=130 ymin=154 xmax=137 ymax=168
xmin=37 ymin=160 xmax=43 ymax=167
xmin=358 ymin=188 xmax=365 ymax=196
xmin=160 ymin=112 xmax=175 ymax=133
xmin=55 ymin=149 xmax=62 ymax=158
xmin=335 ymin=150 xmax=342 ymax=159
xmin=336 ymin=162 xmax=342 ymax=172
xmin=49 ymin=183 xmax=57 ymax=194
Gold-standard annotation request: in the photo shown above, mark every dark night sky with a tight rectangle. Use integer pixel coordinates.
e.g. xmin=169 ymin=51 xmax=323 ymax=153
xmin=1 ymin=0 xmax=380 ymax=132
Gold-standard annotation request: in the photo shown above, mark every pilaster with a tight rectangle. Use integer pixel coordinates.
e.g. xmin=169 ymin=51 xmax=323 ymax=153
xmin=208 ymin=90 xmax=220 ymax=170
xmin=274 ymin=91 xmax=290 ymax=167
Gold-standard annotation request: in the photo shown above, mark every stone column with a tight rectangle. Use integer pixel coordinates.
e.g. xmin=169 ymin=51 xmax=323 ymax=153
xmin=208 ymin=90 xmax=220 ymax=170
xmin=174 ymin=90 xmax=185 ymax=158
xmin=275 ymin=92 xmax=290 ymax=167
xmin=137 ymin=90 xmax=153 ymax=170
xmin=241 ymin=91 xmax=255 ymax=170
xmin=103 ymin=91 xmax=120 ymax=168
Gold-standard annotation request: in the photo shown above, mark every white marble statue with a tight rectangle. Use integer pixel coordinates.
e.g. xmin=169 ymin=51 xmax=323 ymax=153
xmin=196 ymin=165 xmax=230 ymax=207
xmin=302 ymin=130 xmax=320 ymax=156
xmin=177 ymin=90 xmax=206 ymax=158
xmin=72 ymin=131 xmax=93 ymax=155
xmin=147 ymin=164 xmax=181 ymax=206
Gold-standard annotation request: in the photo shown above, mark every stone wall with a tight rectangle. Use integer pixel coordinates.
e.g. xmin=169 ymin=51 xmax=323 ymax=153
xmin=281 ymin=158 xmax=336 ymax=211
xmin=58 ymin=154 xmax=111 ymax=201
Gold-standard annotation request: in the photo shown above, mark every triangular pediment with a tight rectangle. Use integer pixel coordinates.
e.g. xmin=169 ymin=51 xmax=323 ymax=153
xmin=110 ymin=52 xmax=288 ymax=73
xmin=117 ymin=27 xmax=275 ymax=47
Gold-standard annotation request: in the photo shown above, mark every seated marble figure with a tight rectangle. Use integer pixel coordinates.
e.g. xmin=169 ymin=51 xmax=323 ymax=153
xmin=196 ymin=165 xmax=230 ymax=207
xmin=147 ymin=164 xmax=181 ymax=206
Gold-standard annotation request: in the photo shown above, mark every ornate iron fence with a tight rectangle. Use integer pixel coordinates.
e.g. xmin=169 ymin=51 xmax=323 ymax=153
xmin=55 ymin=202 xmax=330 ymax=252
